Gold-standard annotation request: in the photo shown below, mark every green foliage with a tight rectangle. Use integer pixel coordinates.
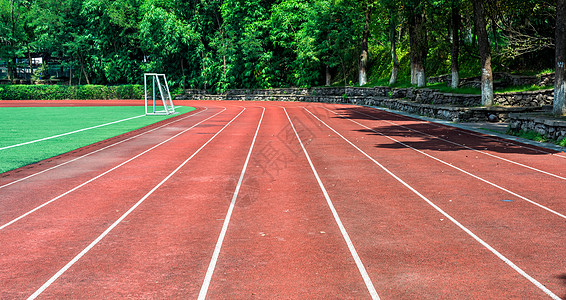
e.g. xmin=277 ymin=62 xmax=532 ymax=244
xmin=31 ymin=64 xmax=49 ymax=82
xmin=0 ymin=84 xmax=144 ymax=100
xmin=495 ymin=84 xmax=554 ymax=94
xmin=425 ymin=82 xmax=481 ymax=94
xmin=0 ymin=0 xmax=559 ymax=91
xmin=508 ymin=129 xmax=549 ymax=143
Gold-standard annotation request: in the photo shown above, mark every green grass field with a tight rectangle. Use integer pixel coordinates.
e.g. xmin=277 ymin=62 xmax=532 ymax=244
xmin=0 ymin=106 xmax=196 ymax=173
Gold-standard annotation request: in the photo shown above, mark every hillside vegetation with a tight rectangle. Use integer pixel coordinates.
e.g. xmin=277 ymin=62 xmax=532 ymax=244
xmin=0 ymin=0 xmax=557 ymax=93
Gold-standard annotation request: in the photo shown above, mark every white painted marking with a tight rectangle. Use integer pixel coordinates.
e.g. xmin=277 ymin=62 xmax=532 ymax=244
xmin=304 ymin=107 xmax=561 ymax=300
xmin=283 ymin=107 xmax=380 ymax=300
xmin=0 ymin=114 xmax=146 ymax=151
xmin=322 ymin=107 xmax=566 ymax=220
xmin=0 ymin=107 xmax=210 ymax=190
xmin=198 ymin=107 xmax=265 ymax=300
xmin=27 ymin=107 xmax=247 ymax=300
xmin=0 ymin=107 xmax=227 ymax=230
xmin=349 ymin=108 xmax=566 ymax=180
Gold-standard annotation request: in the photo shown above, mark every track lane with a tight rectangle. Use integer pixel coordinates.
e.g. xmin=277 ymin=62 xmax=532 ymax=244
xmin=1 ymin=100 xmax=564 ymax=299
xmin=303 ymin=104 xmax=565 ymax=298
xmin=27 ymin=106 xmax=264 ymax=299
xmin=345 ymin=105 xmax=566 ymax=173
xmin=320 ymin=104 xmax=566 ymax=216
xmin=204 ymin=106 xmax=376 ymax=299
xmin=359 ymin=105 xmax=566 ymax=160
xmin=349 ymin=107 xmax=566 ymax=180
xmin=0 ymin=105 xmax=248 ymax=298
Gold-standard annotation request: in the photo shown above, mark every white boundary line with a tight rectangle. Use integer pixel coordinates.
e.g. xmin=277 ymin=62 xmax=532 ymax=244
xmin=321 ymin=107 xmax=566 ymax=220
xmin=283 ymin=107 xmax=380 ymax=300
xmin=304 ymin=107 xmax=561 ymax=300
xmin=367 ymin=105 xmax=566 ymax=159
xmin=198 ymin=107 xmax=265 ymax=300
xmin=0 ymin=107 xmax=210 ymax=190
xmin=341 ymin=109 xmax=566 ymax=181
xmin=0 ymin=107 xmax=228 ymax=231
xmin=27 ymin=107 xmax=248 ymax=300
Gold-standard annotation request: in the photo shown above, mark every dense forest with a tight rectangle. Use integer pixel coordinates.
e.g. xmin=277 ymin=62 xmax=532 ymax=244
xmin=0 ymin=0 xmax=559 ymax=95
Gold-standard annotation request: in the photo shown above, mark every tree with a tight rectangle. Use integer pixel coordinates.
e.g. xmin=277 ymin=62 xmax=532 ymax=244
xmin=270 ymin=0 xmax=317 ymax=87
xmin=358 ymin=0 xmax=373 ymax=86
xmin=0 ymin=0 xmax=32 ymax=81
xmin=472 ymin=0 xmax=493 ymax=106
xmin=405 ymin=0 xmax=428 ymax=87
xmin=450 ymin=0 xmax=460 ymax=89
xmin=383 ymin=0 xmax=400 ymax=85
xmin=555 ymin=0 xmax=566 ymax=115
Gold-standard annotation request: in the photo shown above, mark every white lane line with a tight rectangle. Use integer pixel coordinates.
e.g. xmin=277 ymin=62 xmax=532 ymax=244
xmin=27 ymin=107 xmax=248 ymax=300
xmin=0 ymin=107 xmax=228 ymax=231
xmin=0 ymin=107 xmax=211 ymax=190
xmin=304 ymin=107 xmax=561 ymax=300
xmin=198 ymin=107 xmax=265 ymax=300
xmin=347 ymin=108 xmax=566 ymax=181
xmin=0 ymin=114 xmax=147 ymax=151
xmin=283 ymin=107 xmax=380 ymax=300
xmin=321 ymin=107 xmax=566 ymax=220
xmin=368 ymin=106 xmax=566 ymax=159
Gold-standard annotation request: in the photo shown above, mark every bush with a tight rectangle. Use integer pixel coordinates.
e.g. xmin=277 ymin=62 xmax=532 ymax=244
xmin=0 ymin=84 xmax=145 ymax=100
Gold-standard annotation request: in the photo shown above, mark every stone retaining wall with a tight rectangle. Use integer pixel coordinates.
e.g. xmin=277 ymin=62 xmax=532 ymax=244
xmin=428 ymin=72 xmax=555 ymax=88
xmin=358 ymin=98 xmax=535 ymax=123
xmin=177 ymin=90 xmax=538 ymax=123
xmin=225 ymin=86 xmax=391 ymax=97
xmin=509 ymin=113 xmax=566 ymax=142
xmin=178 ymin=86 xmax=552 ymax=108
xmin=404 ymin=88 xmax=481 ymax=106
xmin=493 ymin=89 xmax=553 ymax=107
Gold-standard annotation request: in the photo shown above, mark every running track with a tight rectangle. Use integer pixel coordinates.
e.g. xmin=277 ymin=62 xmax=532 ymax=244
xmin=0 ymin=100 xmax=565 ymax=299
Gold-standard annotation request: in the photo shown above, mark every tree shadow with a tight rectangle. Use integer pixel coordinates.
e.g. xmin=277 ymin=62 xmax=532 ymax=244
xmin=331 ymin=107 xmax=559 ymax=156
xmin=557 ymin=273 xmax=566 ymax=299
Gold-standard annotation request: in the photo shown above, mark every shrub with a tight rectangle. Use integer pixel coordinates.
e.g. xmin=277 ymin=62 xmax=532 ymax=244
xmin=0 ymin=84 xmax=144 ymax=100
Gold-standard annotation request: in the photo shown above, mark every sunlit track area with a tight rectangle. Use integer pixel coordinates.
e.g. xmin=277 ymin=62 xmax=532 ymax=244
xmin=0 ymin=100 xmax=564 ymax=299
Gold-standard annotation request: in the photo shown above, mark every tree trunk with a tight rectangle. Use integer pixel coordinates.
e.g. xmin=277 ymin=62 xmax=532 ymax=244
xmin=79 ymin=56 xmax=90 ymax=85
xmin=409 ymin=10 xmax=427 ymax=87
xmin=223 ymin=54 xmax=227 ymax=77
xmin=27 ymin=45 xmax=33 ymax=81
xmin=326 ymin=65 xmax=331 ymax=86
xmin=389 ymin=14 xmax=399 ymax=85
xmin=180 ymin=57 xmax=186 ymax=90
xmin=359 ymin=4 xmax=370 ymax=86
xmin=9 ymin=58 xmax=18 ymax=81
xmin=409 ymin=21 xmax=416 ymax=85
xmin=472 ymin=0 xmax=493 ymax=106
xmin=491 ymin=17 xmax=499 ymax=54
xmin=340 ymin=56 xmax=347 ymax=87
xmin=9 ymin=0 xmax=16 ymax=81
xmin=555 ymin=0 xmax=566 ymax=115
xmin=450 ymin=0 xmax=460 ymax=89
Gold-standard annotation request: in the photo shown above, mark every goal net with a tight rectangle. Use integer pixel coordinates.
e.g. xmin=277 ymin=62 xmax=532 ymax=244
xmin=144 ymin=73 xmax=176 ymax=116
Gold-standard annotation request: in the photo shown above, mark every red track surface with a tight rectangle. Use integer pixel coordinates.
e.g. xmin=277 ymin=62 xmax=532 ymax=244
xmin=0 ymin=100 xmax=565 ymax=299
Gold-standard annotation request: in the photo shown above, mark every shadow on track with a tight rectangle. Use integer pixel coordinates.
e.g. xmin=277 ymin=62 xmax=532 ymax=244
xmin=332 ymin=107 xmax=558 ymax=156
xmin=557 ymin=273 xmax=566 ymax=299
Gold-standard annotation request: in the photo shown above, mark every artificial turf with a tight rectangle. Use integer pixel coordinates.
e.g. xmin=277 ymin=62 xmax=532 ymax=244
xmin=0 ymin=106 xmax=196 ymax=173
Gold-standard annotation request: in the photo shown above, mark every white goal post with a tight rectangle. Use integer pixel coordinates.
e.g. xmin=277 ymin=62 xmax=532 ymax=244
xmin=144 ymin=73 xmax=176 ymax=116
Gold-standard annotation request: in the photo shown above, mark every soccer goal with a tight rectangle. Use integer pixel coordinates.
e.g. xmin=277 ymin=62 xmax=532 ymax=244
xmin=144 ymin=73 xmax=176 ymax=116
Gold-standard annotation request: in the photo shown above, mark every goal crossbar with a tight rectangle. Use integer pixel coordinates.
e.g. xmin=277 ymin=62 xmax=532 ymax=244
xmin=144 ymin=73 xmax=176 ymax=116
